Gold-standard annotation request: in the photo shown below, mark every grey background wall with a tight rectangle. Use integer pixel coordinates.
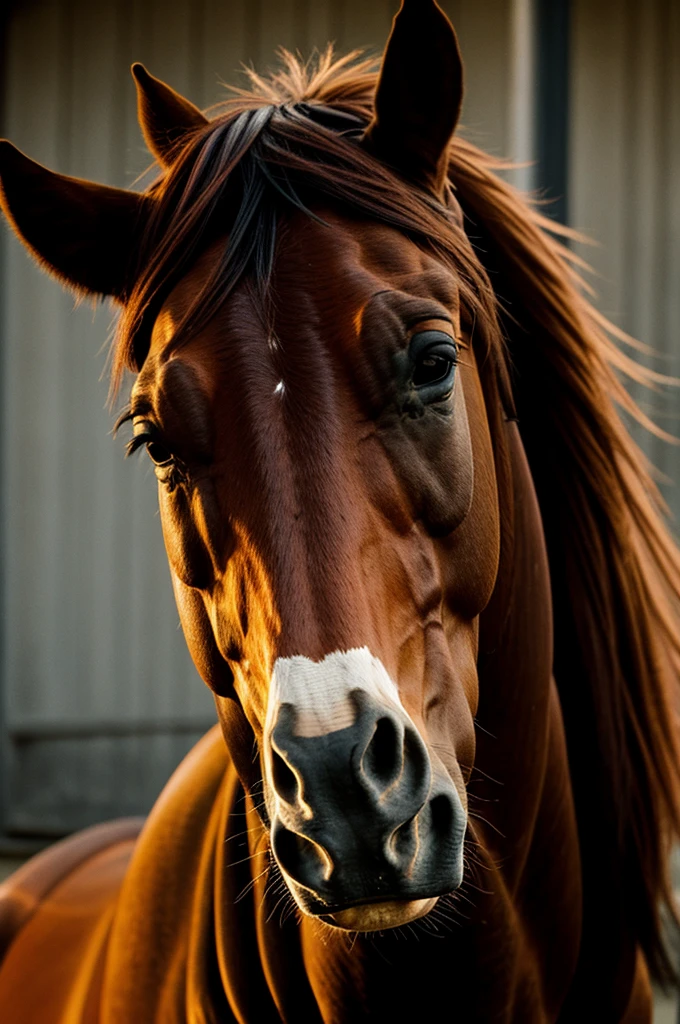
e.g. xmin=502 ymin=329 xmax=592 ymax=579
xmin=0 ymin=0 xmax=677 ymax=840
xmin=569 ymin=0 xmax=680 ymax=493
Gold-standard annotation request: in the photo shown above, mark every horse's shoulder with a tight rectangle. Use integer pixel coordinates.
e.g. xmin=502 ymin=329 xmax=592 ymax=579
xmin=100 ymin=726 xmax=235 ymax=1020
xmin=0 ymin=819 xmax=142 ymax=1023
xmin=0 ymin=817 xmax=144 ymax=965
xmin=110 ymin=724 xmax=230 ymax=910
xmin=0 ymin=724 xmax=227 ymax=971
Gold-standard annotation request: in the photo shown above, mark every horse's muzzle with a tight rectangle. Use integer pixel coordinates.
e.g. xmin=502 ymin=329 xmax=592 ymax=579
xmin=264 ymin=688 xmax=466 ymax=928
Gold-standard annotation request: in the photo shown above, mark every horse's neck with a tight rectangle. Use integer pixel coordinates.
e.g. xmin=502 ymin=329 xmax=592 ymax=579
xmin=466 ymin=421 xmax=582 ymax=1011
xmin=473 ymin=421 xmax=646 ymax=1021
xmin=474 ymin=421 xmax=573 ymax=884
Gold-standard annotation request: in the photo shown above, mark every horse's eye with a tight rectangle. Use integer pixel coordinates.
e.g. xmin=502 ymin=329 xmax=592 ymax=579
xmin=412 ymin=353 xmax=454 ymax=388
xmin=145 ymin=440 xmax=174 ymax=466
xmin=409 ymin=330 xmax=459 ymax=395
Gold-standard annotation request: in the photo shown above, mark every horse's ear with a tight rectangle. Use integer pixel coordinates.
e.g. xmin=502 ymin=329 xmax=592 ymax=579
xmin=0 ymin=140 xmax=148 ymax=300
xmin=132 ymin=63 xmax=208 ymax=167
xmin=362 ymin=0 xmax=463 ymax=196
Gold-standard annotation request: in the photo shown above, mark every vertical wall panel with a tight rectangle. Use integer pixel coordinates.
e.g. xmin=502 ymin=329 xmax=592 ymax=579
xmin=1 ymin=0 xmax=215 ymax=835
xmin=448 ymin=0 xmax=513 ymax=159
xmin=569 ymin=0 xmax=680 ymax=526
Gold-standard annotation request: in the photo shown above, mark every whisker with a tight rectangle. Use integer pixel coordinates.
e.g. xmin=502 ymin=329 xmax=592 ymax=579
xmin=467 ymin=811 xmax=506 ymax=839
xmin=266 ymin=890 xmax=291 ymax=924
xmin=280 ymin=898 xmax=298 ymax=927
xmin=467 ymin=761 xmax=503 ymax=784
xmin=224 ymin=823 xmax=267 ymax=843
xmin=225 ymin=850 xmax=262 ymax=869
xmin=234 ymin=864 xmax=270 ymax=904
xmin=472 ymin=721 xmax=498 ymax=742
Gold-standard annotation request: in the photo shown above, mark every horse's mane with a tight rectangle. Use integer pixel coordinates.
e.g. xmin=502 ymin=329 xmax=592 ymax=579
xmin=113 ymin=49 xmax=680 ymax=983
xmin=112 ymin=50 xmax=504 ymax=394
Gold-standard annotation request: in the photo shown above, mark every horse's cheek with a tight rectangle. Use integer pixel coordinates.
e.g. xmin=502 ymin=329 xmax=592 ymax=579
xmin=374 ymin=374 xmax=474 ymax=536
xmin=437 ymin=358 xmax=501 ymax=617
xmin=416 ymin=374 xmax=474 ymax=534
xmin=169 ymin=572 xmax=235 ymax=697
xmin=158 ymin=482 xmax=214 ymax=590
xmin=157 ymin=487 xmax=237 ymax=696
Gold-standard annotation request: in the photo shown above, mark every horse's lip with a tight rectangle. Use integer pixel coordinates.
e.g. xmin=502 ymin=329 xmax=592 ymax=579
xmin=302 ymin=881 xmax=452 ymax=919
xmin=318 ymin=897 xmax=438 ymax=931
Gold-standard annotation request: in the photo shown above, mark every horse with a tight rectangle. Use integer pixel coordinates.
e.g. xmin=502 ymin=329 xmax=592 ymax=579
xmin=0 ymin=1 xmax=679 ymax=1020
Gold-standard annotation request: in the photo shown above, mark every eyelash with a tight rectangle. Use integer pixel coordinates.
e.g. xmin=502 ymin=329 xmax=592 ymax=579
xmin=115 ymin=409 xmax=186 ymax=491
xmin=125 ymin=431 xmax=152 ymax=459
xmin=115 ymin=406 xmax=164 ymax=460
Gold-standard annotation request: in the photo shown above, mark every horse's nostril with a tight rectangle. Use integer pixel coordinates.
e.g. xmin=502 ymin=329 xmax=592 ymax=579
xmin=272 ymin=823 xmax=333 ymax=887
xmin=363 ymin=716 xmax=402 ymax=788
xmin=270 ymin=747 xmax=299 ymax=804
xmin=429 ymin=792 xmax=456 ymax=838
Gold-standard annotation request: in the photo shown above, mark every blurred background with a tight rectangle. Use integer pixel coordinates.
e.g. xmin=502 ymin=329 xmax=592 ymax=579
xmin=0 ymin=0 xmax=677 ymax=862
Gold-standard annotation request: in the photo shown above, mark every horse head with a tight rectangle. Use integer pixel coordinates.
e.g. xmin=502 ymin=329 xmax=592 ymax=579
xmin=0 ymin=0 xmax=504 ymax=933
xmin=131 ymin=206 xmax=502 ymax=932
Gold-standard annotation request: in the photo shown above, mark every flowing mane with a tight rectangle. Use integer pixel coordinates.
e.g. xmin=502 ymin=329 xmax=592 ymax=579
xmin=112 ymin=49 xmax=680 ymax=982
xmin=450 ymin=142 xmax=680 ymax=984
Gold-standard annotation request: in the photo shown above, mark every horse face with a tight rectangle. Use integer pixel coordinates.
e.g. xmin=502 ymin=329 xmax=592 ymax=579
xmin=0 ymin=0 xmax=496 ymax=934
xmin=131 ymin=208 xmax=501 ymax=930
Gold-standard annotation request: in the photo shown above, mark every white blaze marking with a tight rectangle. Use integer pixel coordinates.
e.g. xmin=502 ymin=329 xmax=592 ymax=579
xmin=273 ymin=380 xmax=285 ymax=395
xmin=267 ymin=647 xmax=404 ymax=738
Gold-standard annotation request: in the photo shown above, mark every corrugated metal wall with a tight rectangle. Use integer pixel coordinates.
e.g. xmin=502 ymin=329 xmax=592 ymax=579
xmin=1 ymin=0 xmax=217 ymax=833
xmin=0 ymin=0 xmax=515 ymax=835
xmin=569 ymin=0 xmax=680 ymax=524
